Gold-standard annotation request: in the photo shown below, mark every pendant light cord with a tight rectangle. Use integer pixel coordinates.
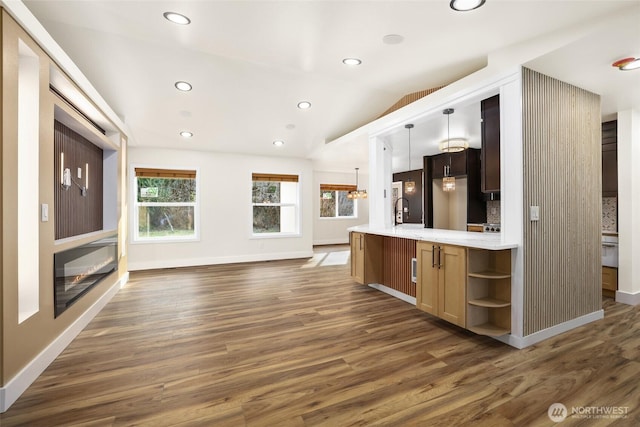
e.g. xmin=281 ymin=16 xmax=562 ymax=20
xmin=447 ymin=111 xmax=451 ymax=168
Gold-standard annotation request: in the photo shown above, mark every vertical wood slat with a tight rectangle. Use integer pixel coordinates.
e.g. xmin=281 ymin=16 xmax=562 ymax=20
xmin=54 ymin=120 xmax=103 ymax=239
xmin=383 ymin=237 xmax=417 ymax=297
xmin=521 ymin=68 xmax=601 ymax=336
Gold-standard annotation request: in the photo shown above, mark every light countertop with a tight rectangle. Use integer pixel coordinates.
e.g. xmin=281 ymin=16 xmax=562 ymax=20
xmin=349 ymin=224 xmax=518 ymax=250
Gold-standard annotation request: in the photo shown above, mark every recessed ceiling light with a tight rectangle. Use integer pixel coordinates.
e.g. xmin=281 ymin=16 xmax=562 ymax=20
xmin=450 ymin=0 xmax=486 ymax=12
xmin=163 ymin=12 xmax=191 ymax=25
xmin=297 ymin=101 xmax=312 ymax=109
xmin=342 ymin=58 xmax=362 ymax=66
xmin=382 ymin=34 xmax=404 ymax=45
xmin=285 ymin=124 xmax=296 ymax=130
xmin=180 ymin=131 xmax=193 ymax=138
xmin=273 ymin=140 xmax=285 ymax=147
xmin=175 ymin=81 xmax=192 ymax=91
xmin=612 ymin=57 xmax=640 ymax=71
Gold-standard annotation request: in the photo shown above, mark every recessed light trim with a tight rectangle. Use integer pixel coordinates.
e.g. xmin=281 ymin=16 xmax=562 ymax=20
xmin=273 ymin=140 xmax=285 ymax=147
xmin=297 ymin=101 xmax=312 ymax=109
xmin=450 ymin=0 xmax=486 ymax=12
xmin=163 ymin=12 xmax=191 ymax=25
xmin=382 ymin=34 xmax=404 ymax=45
xmin=180 ymin=131 xmax=193 ymax=138
xmin=342 ymin=58 xmax=362 ymax=66
xmin=175 ymin=81 xmax=192 ymax=91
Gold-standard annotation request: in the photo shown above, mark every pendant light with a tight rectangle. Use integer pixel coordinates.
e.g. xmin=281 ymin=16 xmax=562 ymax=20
xmin=404 ymin=124 xmax=416 ymax=194
xmin=347 ymin=167 xmax=368 ymax=199
xmin=442 ymin=108 xmax=456 ymax=192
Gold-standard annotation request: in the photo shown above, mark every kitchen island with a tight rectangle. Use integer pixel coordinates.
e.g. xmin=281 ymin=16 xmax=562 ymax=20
xmin=349 ymin=224 xmax=518 ymax=338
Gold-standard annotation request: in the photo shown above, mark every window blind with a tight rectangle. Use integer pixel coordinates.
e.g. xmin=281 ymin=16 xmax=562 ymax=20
xmin=135 ymin=168 xmax=196 ymax=179
xmin=252 ymin=173 xmax=299 ymax=182
xmin=320 ymin=184 xmax=357 ymax=192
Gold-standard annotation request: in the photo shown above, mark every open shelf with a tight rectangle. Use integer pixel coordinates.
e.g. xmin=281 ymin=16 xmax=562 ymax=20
xmin=468 ymin=270 xmax=511 ymax=279
xmin=468 ymin=323 xmax=510 ymax=337
xmin=466 ymin=248 xmax=512 ymax=338
xmin=468 ymin=297 xmax=510 ymax=308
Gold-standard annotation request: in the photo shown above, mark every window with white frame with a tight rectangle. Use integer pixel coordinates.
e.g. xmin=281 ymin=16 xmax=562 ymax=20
xmin=252 ymin=173 xmax=299 ymax=235
xmin=320 ymin=184 xmax=357 ymax=218
xmin=133 ymin=167 xmax=198 ymax=241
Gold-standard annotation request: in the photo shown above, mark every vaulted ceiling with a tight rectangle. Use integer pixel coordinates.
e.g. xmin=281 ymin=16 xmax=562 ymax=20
xmin=21 ymin=0 xmax=640 ymax=172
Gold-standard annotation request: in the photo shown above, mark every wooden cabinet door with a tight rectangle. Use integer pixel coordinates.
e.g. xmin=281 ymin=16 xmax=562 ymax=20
xmin=481 ymin=94 xmax=501 ymax=193
xmin=602 ymin=120 xmax=617 ymax=197
xmin=416 ymin=242 xmax=438 ymax=316
xmin=602 ymin=266 xmax=618 ymax=291
xmin=437 ymin=245 xmax=467 ymax=327
xmin=431 ymin=154 xmax=447 ymax=179
xmin=432 ymin=152 xmax=467 ymax=178
xmin=350 ymin=232 xmax=365 ymax=284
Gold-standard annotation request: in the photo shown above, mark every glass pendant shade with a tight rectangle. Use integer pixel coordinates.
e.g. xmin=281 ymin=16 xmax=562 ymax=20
xmin=347 ymin=167 xmax=367 ymax=199
xmin=404 ymin=180 xmax=416 ymax=194
xmin=443 ymin=176 xmax=456 ymax=192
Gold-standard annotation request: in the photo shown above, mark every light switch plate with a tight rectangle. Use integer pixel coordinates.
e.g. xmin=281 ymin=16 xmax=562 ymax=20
xmin=530 ymin=205 xmax=540 ymax=221
xmin=77 ymin=167 xmax=82 ymax=179
xmin=41 ymin=203 xmax=49 ymax=222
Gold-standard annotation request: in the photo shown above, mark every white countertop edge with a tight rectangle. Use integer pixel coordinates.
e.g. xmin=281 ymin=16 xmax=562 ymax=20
xmin=348 ymin=224 xmax=518 ymax=250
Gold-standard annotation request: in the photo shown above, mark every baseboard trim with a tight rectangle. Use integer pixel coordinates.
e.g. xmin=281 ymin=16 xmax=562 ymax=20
xmin=128 ymin=251 xmax=314 ymax=271
xmin=615 ymin=290 xmax=640 ymax=306
xmin=0 ymin=273 xmax=128 ymax=413
xmin=313 ymin=238 xmax=349 ymax=246
xmin=368 ymin=283 xmax=417 ymax=306
xmin=511 ymin=309 xmax=604 ymax=349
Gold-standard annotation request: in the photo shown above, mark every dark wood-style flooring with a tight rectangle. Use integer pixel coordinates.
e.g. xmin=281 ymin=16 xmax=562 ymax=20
xmin=2 ymin=246 xmax=639 ymax=426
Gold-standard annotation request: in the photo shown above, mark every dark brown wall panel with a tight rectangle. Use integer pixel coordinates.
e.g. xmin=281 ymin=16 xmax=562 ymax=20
xmin=383 ymin=237 xmax=417 ymax=297
xmin=54 ymin=120 xmax=103 ymax=239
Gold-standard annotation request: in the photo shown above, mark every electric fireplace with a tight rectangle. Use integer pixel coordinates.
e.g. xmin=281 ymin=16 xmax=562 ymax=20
xmin=54 ymin=235 xmax=118 ymax=317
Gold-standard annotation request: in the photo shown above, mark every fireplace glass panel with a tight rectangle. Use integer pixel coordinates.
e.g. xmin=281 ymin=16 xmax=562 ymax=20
xmin=54 ymin=235 xmax=118 ymax=317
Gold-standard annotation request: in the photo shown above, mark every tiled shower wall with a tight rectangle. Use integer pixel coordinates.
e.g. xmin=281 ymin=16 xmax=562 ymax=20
xmin=602 ymin=197 xmax=617 ymax=231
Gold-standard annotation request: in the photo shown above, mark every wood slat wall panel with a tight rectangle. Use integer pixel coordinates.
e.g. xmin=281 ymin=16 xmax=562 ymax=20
xmin=377 ymin=86 xmax=446 ymax=118
xmin=383 ymin=237 xmax=417 ymax=297
xmin=521 ymin=68 xmax=601 ymax=336
xmin=54 ymin=120 xmax=103 ymax=239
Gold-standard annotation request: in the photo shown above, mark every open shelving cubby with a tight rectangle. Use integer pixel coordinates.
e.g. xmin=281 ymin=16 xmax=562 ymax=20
xmin=466 ymin=248 xmax=512 ymax=336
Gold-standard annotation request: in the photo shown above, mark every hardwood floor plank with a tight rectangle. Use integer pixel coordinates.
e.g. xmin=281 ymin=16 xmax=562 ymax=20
xmin=1 ymin=247 xmax=639 ymax=426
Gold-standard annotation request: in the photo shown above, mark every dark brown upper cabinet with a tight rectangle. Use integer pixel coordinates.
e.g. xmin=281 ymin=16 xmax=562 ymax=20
xmin=602 ymin=120 xmax=617 ymax=197
xmin=431 ymin=150 xmax=468 ymax=179
xmin=481 ymin=94 xmax=501 ymax=194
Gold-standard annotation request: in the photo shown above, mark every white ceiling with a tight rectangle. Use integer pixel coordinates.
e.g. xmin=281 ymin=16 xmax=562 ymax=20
xmin=20 ymin=0 xmax=640 ymax=173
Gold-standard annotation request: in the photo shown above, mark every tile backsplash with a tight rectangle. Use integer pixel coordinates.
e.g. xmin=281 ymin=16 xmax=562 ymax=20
xmin=602 ymin=197 xmax=617 ymax=231
xmin=487 ymin=200 xmax=501 ymax=224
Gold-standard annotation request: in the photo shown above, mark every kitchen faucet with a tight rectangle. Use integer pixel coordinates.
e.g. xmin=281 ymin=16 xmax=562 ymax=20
xmin=394 ymin=197 xmax=410 ymax=226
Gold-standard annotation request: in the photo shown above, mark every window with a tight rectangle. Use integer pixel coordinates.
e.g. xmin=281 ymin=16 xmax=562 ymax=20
xmin=133 ymin=167 xmax=198 ymax=241
xmin=252 ymin=173 xmax=299 ymax=235
xmin=320 ymin=184 xmax=357 ymax=218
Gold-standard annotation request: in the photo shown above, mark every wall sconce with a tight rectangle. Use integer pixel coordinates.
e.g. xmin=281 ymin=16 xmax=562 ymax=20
xmin=60 ymin=152 xmax=87 ymax=196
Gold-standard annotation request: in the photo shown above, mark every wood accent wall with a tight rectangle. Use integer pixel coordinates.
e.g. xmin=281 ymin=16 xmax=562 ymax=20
xmin=521 ymin=68 xmax=601 ymax=336
xmin=377 ymin=86 xmax=446 ymax=119
xmin=54 ymin=120 xmax=103 ymax=239
xmin=383 ymin=237 xmax=417 ymax=297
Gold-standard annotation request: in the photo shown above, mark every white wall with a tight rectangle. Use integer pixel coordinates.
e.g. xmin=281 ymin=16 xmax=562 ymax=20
xmin=616 ymin=109 xmax=640 ymax=305
xmin=313 ymin=170 xmax=369 ymax=245
xmin=128 ymin=148 xmax=314 ymax=270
